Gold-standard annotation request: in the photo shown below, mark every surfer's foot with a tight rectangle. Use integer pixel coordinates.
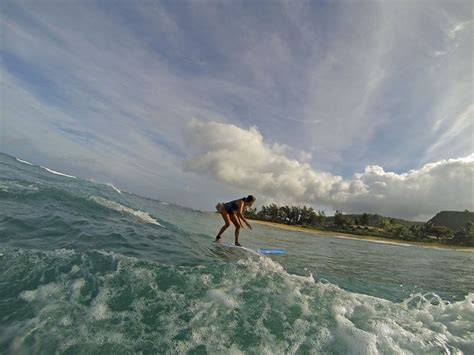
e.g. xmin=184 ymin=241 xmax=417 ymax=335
xmin=234 ymin=242 xmax=242 ymax=247
xmin=215 ymin=235 xmax=222 ymax=243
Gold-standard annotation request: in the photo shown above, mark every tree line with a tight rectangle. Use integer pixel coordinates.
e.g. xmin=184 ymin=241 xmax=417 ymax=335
xmin=244 ymin=204 xmax=327 ymax=226
xmin=244 ymin=204 xmax=474 ymax=246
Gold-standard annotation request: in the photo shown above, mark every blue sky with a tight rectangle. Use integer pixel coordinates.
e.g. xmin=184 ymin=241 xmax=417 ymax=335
xmin=1 ymin=0 xmax=472 ymax=220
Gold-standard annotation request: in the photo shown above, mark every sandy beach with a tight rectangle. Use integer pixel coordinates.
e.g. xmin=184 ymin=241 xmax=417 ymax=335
xmin=250 ymin=219 xmax=474 ymax=253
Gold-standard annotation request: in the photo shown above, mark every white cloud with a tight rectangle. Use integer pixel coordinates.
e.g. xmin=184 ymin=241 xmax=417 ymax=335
xmin=2 ymin=1 xmax=472 ymax=214
xmin=427 ymin=104 xmax=474 ymax=154
xmin=448 ymin=20 xmax=472 ymax=39
xmin=185 ymin=120 xmax=474 ymax=220
xmin=299 ymin=2 xmax=473 ymax=172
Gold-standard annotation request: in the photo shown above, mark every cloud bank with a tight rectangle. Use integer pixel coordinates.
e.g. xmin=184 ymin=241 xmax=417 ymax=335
xmin=1 ymin=1 xmax=472 ymax=213
xmin=185 ymin=120 xmax=473 ymax=220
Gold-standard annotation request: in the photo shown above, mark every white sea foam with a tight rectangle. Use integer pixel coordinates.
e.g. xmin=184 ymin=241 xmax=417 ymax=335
xmin=105 ymin=183 xmax=122 ymax=194
xmin=90 ymin=290 xmax=110 ymax=320
xmin=87 ymin=179 xmax=122 ymax=194
xmin=40 ymin=166 xmax=76 ymax=178
xmin=206 ymin=289 xmax=238 ymax=308
xmin=90 ymin=196 xmax=162 ymax=226
xmin=8 ymin=249 xmax=474 ymax=354
xmin=70 ymin=278 xmax=85 ymax=299
xmin=19 ymin=282 xmax=63 ymax=302
xmin=0 ymin=180 xmax=39 ymax=192
xmin=16 ymin=157 xmax=34 ymax=165
xmin=333 ymin=234 xmax=412 ymax=247
xmin=187 ymin=256 xmax=473 ymax=354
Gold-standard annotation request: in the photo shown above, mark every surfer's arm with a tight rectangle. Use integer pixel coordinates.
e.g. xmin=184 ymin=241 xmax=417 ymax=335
xmin=237 ymin=203 xmax=252 ymax=229
xmin=237 ymin=215 xmax=245 ymax=228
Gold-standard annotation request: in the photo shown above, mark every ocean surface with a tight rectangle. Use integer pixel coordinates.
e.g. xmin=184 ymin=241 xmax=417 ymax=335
xmin=1 ymin=152 xmax=473 ymax=354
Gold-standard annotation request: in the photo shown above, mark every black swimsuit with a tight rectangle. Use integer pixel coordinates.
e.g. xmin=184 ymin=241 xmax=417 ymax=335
xmin=222 ymin=200 xmax=242 ymax=214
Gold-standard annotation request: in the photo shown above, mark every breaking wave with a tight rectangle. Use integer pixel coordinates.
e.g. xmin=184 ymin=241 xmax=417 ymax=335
xmin=89 ymin=196 xmax=162 ymax=226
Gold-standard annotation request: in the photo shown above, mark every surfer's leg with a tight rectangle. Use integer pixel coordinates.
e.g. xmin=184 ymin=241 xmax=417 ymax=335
xmin=216 ymin=212 xmax=230 ymax=242
xmin=228 ymin=214 xmax=241 ymax=246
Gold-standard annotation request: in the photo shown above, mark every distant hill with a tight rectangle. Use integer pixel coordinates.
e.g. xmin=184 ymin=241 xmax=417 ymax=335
xmin=428 ymin=210 xmax=474 ymax=231
xmin=326 ymin=213 xmax=423 ymax=227
xmin=249 ymin=205 xmax=474 ymax=246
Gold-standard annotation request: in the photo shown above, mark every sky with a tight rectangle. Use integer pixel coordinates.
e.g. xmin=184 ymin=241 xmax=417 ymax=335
xmin=1 ymin=0 xmax=472 ymax=220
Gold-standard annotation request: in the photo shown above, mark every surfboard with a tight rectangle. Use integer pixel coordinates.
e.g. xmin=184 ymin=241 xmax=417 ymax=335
xmin=215 ymin=242 xmax=285 ymax=255
xmin=256 ymin=248 xmax=286 ymax=255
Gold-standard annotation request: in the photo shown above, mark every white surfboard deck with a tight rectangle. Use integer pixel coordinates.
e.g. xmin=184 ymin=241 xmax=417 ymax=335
xmin=215 ymin=242 xmax=285 ymax=255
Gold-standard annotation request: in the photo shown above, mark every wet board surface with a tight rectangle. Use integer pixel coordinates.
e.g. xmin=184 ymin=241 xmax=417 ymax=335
xmin=256 ymin=248 xmax=286 ymax=254
xmin=215 ymin=242 xmax=286 ymax=255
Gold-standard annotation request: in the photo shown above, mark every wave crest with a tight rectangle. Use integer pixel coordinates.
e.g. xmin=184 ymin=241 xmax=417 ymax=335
xmin=4 ymin=248 xmax=472 ymax=354
xmin=16 ymin=158 xmax=34 ymax=165
xmin=89 ymin=196 xmax=162 ymax=226
xmin=40 ymin=166 xmax=76 ymax=179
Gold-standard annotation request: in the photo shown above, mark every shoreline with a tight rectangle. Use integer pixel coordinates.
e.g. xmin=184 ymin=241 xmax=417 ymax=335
xmin=249 ymin=219 xmax=474 ymax=253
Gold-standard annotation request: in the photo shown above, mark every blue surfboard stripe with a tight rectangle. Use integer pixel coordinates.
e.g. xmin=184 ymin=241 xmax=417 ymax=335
xmin=256 ymin=249 xmax=286 ymax=254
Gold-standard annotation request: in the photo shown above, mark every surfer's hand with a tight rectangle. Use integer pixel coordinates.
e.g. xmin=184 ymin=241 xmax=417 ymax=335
xmin=247 ymin=223 xmax=252 ymax=230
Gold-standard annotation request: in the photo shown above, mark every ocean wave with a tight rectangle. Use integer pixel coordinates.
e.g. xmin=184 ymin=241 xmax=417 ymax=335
xmin=89 ymin=196 xmax=162 ymax=226
xmin=87 ymin=179 xmax=122 ymax=194
xmin=0 ymin=180 xmax=39 ymax=193
xmin=15 ymin=158 xmax=34 ymax=165
xmin=2 ymin=248 xmax=472 ymax=354
xmin=40 ymin=166 xmax=76 ymax=179
xmin=334 ymin=234 xmax=412 ymax=247
xmin=105 ymin=183 xmax=121 ymax=194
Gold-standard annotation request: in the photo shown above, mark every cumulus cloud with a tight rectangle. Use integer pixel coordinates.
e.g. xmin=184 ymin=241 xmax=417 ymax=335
xmin=184 ymin=120 xmax=474 ymax=219
xmin=448 ymin=20 xmax=472 ymax=39
xmin=2 ymin=1 xmax=472 ymax=213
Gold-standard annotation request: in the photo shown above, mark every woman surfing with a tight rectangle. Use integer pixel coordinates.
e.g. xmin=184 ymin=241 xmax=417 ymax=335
xmin=215 ymin=195 xmax=256 ymax=246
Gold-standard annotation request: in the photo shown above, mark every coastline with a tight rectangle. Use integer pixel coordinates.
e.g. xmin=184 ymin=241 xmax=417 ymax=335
xmin=249 ymin=219 xmax=474 ymax=253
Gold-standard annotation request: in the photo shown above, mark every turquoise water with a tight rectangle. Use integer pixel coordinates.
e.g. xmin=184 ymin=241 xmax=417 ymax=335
xmin=1 ymin=153 xmax=473 ymax=354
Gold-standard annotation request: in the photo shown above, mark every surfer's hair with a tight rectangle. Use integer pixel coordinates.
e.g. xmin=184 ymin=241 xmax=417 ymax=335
xmin=244 ymin=195 xmax=256 ymax=203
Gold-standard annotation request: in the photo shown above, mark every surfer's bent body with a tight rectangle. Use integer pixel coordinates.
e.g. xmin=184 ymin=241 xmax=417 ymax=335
xmin=215 ymin=195 xmax=256 ymax=246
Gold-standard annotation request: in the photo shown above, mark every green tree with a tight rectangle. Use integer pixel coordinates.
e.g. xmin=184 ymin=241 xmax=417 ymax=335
xmin=334 ymin=210 xmax=352 ymax=228
xmin=377 ymin=218 xmax=390 ymax=230
xmin=423 ymin=222 xmax=452 ymax=240
xmin=316 ymin=210 xmax=326 ymax=226
xmin=360 ymin=213 xmax=370 ymax=226
xmin=452 ymin=222 xmax=474 ymax=246
xmin=268 ymin=204 xmax=279 ymax=221
xmin=464 ymin=221 xmax=473 ymax=234
xmin=244 ymin=207 xmax=257 ymax=219
xmin=392 ymin=224 xmax=408 ymax=239
xmin=409 ymin=224 xmax=424 ymax=240
xmin=281 ymin=205 xmax=291 ymax=224
xmin=300 ymin=206 xmax=316 ymax=225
